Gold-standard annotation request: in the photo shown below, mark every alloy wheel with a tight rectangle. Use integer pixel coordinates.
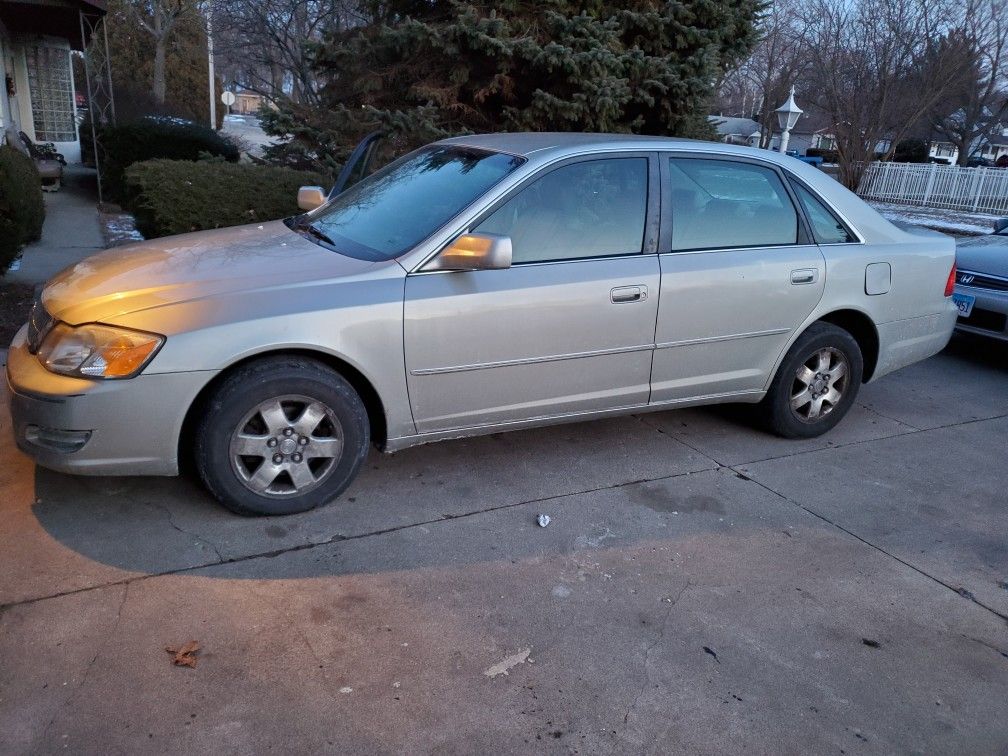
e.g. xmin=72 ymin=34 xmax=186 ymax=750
xmin=228 ymin=394 xmax=344 ymax=497
xmin=789 ymin=347 xmax=849 ymax=423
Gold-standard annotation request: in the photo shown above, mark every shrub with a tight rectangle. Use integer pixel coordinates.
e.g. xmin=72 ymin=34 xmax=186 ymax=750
xmin=0 ymin=145 xmax=45 ymax=274
xmin=100 ymin=117 xmax=240 ymax=201
xmin=805 ymin=148 xmax=839 ymax=163
xmin=123 ymin=159 xmax=326 ymax=239
xmin=892 ymin=139 xmax=929 ymax=163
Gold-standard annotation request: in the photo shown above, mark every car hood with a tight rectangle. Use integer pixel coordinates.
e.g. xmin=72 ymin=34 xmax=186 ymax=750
xmin=43 ymin=221 xmax=381 ymax=325
xmin=955 ymin=236 xmax=1008 ymax=279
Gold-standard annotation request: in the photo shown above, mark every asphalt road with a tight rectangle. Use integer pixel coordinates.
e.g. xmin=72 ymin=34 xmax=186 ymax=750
xmin=220 ymin=114 xmax=272 ymax=158
xmin=1 ymin=335 xmax=1006 ymax=754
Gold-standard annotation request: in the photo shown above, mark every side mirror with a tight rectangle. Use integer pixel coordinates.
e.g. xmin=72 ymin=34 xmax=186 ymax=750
xmin=297 ymin=186 xmax=327 ymax=212
xmin=424 ymin=233 xmax=512 ymax=272
xmin=994 ymin=218 xmax=1008 ymax=235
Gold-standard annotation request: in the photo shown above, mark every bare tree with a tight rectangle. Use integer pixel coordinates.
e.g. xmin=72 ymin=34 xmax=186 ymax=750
xmin=800 ymin=0 xmax=970 ymax=188
xmin=209 ymin=0 xmax=362 ymax=104
xmin=127 ymin=0 xmax=199 ymax=104
xmin=929 ymin=0 xmax=1008 ymax=165
xmin=718 ymin=0 xmax=810 ymax=148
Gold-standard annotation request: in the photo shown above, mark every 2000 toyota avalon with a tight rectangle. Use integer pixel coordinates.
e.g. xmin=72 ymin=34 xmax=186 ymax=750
xmin=7 ymin=134 xmax=958 ymax=516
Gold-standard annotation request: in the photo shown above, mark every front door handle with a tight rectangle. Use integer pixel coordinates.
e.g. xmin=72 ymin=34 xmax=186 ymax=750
xmin=790 ymin=269 xmax=818 ymax=285
xmin=611 ymin=285 xmax=647 ymax=304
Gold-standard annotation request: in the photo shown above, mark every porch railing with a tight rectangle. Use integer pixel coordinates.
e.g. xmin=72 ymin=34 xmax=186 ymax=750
xmin=857 ymin=161 xmax=1008 ymax=215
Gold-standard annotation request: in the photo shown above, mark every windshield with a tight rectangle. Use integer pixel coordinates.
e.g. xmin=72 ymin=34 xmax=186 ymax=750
xmin=293 ymin=146 xmax=525 ymax=261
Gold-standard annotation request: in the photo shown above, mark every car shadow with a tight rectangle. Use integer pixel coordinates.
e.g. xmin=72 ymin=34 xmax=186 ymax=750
xmin=28 ymin=463 xmax=759 ymax=581
xmin=26 ymin=413 xmax=733 ymax=580
xmin=944 ymin=331 xmax=1008 ymax=370
xmin=28 ymin=335 xmax=1001 ymax=584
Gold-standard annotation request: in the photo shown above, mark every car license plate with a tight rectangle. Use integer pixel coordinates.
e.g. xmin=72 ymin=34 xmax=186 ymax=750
xmin=953 ymin=293 xmax=975 ymax=317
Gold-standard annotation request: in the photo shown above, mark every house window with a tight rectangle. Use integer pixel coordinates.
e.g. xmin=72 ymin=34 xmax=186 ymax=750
xmin=25 ymin=44 xmax=75 ymax=142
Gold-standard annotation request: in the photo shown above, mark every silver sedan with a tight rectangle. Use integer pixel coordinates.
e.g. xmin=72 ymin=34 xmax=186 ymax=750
xmin=952 ymin=219 xmax=1008 ymax=342
xmin=7 ymin=134 xmax=958 ymax=515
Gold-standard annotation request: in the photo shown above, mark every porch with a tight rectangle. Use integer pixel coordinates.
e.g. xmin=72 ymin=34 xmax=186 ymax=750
xmin=0 ymin=0 xmax=107 ymax=164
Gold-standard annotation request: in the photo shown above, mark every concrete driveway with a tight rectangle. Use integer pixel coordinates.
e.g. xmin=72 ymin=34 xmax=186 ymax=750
xmin=1 ymin=335 xmax=1006 ymax=754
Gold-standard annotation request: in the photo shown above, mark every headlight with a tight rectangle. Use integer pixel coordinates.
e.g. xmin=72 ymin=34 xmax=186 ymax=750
xmin=37 ymin=323 xmax=164 ymax=379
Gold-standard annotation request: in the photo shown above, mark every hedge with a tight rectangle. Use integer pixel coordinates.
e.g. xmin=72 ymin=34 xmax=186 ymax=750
xmin=892 ymin=139 xmax=929 ymax=163
xmin=805 ymin=148 xmax=839 ymax=163
xmin=123 ymin=159 xmax=326 ymax=239
xmin=0 ymin=145 xmax=45 ymax=274
xmin=100 ymin=117 xmax=240 ymax=201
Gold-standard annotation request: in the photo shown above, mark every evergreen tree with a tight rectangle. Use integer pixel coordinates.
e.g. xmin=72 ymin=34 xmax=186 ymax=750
xmin=263 ymin=0 xmax=763 ymax=174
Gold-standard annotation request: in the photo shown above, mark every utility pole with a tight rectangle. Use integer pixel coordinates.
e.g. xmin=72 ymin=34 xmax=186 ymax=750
xmin=206 ymin=6 xmax=217 ymax=129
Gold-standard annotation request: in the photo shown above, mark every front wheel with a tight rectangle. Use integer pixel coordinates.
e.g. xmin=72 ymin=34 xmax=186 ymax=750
xmin=760 ymin=322 xmax=863 ymax=439
xmin=195 ymin=357 xmax=370 ymax=516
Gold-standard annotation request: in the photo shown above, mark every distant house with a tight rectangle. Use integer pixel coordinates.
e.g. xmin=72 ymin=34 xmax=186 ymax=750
xmin=231 ymin=88 xmax=276 ymax=116
xmin=0 ymin=0 xmax=106 ymax=164
xmin=708 ymin=111 xmax=904 ymax=159
xmin=928 ymin=127 xmax=1008 ymax=165
xmin=708 ymin=115 xmax=760 ymax=146
xmin=707 ymin=113 xmax=838 ymax=155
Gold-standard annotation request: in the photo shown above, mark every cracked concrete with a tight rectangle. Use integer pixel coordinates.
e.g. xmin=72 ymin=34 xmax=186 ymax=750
xmin=1 ymin=334 xmax=1007 ymax=753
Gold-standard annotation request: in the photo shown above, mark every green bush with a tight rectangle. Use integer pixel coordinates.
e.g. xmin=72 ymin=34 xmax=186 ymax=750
xmin=805 ymin=148 xmax=839 ymax=163
xmin=892 ymin=139 xmax=929 ymax=163
xmin=123 ymin=159 xmax=326 ymax=239
xmin=100 ymin=117 xmax=240 ymax=201
xmin=0 ymin=145 xmax=45 ymax=274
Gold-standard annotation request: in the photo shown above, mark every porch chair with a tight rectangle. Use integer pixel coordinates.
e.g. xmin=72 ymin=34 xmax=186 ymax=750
xmin=17 ymin=131 xmax=63 ymax=192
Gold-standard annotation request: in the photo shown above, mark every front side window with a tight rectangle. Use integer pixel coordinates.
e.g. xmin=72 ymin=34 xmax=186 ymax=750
xmin=792 ymin=182 xmax=855 ymax=244
xmin=475 ymin=158 xmax=648 ymax=264
xmin=303 ymin=146 xmax=525 ymax=261
xmin=668 ymin=158 xmax=799 ymax=251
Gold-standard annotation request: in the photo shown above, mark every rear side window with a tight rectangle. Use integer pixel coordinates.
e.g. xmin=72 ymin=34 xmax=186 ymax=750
xmin=668 ymin=158 xmax=799 ymax=251
xmin=475 ymin=158 xmax=648 ymax=264
xmin=792 ymin=182 xmax=856 ymax=244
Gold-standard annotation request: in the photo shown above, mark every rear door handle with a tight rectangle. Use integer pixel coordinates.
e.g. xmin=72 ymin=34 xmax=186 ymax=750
xmin=611 ymin=285 xmax=647 ymax=303
xmin=790 ymin=269 xmax=818 ymax=285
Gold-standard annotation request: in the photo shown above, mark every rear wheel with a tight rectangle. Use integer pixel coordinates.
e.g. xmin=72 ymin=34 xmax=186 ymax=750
xmin=760 ymin=322 xmax=863 ymax=439
xmin=195 ymin=357 xmax=370 ymax=516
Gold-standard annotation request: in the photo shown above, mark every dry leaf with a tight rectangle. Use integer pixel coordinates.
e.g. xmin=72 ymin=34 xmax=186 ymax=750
xmin=165 ymin=640 xmax=200 ymax=668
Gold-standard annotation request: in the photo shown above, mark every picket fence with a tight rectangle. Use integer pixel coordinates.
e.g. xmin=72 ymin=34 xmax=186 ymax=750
xmin=857 ymin=161 xmax=1008 ymax=214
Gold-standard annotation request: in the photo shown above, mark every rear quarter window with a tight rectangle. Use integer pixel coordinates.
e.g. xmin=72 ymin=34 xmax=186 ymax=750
xmin=791 ymin=182 xmax=857 ymax=244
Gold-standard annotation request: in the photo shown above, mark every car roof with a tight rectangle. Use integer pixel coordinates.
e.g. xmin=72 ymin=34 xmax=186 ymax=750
xmin=437 ymin=132 xmax=691 ymax=157
xmin=436 ymin=131 xmax=789 ymax=164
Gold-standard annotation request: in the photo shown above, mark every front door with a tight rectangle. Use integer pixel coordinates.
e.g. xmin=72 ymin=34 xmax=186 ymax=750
xmin=404 ymin=154 xmax=660 ymax=433
xmin=650 ymin=155 xmax=826 ymax=403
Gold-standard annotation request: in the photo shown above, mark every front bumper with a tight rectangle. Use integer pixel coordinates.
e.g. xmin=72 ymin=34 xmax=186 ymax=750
xmin=953 ymin=284 xmax=1008 ymax=342
xmin=6 ymin=325 xmax=215 ymax=476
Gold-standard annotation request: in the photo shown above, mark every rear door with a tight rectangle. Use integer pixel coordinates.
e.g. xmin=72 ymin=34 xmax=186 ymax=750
xmin=650 ymin=154 xmax=826 ymax=403
xmin=403 ymin=153 xmax=661 ymax=432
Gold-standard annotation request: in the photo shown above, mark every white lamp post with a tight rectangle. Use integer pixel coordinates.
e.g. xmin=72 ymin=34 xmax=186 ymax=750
xmin=775 ymin=86 xmax=802 ymax=154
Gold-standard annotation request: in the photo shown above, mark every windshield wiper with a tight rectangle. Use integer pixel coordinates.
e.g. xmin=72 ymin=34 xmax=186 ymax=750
xmin=295 ymin=220 xmax=336 ymax=247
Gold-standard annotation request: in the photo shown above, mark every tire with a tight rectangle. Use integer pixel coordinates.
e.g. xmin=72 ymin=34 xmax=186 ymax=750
xmin=759 ymin=322 xmax=863 ymax=439
xmin=194 ymin=357 xmax=370 ymax=516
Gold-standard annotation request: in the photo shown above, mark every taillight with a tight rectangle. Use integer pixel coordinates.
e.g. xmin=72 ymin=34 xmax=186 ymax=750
xmin=944 ymin=261 xmax=956 ymax=297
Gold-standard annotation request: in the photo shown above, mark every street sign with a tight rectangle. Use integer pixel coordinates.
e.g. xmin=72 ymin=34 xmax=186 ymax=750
xmin=221 ymin=90 xmax=236 ymax=106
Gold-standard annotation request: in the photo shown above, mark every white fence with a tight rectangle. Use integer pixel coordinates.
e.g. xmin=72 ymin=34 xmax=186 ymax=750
xmin=857 ymin=161 xmax=1008 ymax=214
